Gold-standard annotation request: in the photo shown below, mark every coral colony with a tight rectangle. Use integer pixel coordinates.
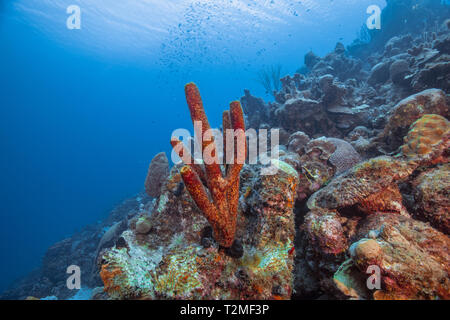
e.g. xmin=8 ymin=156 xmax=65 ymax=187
xmin=3 ymin=2 xmax=450 ymax=301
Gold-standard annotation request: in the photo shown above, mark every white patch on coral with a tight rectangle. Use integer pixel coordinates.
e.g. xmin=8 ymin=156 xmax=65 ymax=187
xmin=156 ymin=193 xmax=169 ymax=213
xmin=108 ymin=230 xmax=164 ymax=296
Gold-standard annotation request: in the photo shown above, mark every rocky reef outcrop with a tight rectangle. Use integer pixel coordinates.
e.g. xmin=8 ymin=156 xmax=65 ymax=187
xmin=334 ymin=213 xmax=449 ymax=300
xmin=240 ymin=9 xmax=450 ymax=155
xmin=100 ymin=159 xmax=299 ymax=299
xmin=294 ymin=110 xmax=449 ymax=300
xmin=0 ymin=194 xmax=153 ymax=300
xmin=96 ymin=89 xmax=448 ymax=300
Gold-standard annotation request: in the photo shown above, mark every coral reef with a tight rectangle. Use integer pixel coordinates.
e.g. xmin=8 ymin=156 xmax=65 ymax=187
xmin=90 ymin=3 xmax=450 ymax=300
xmin=295 ymin=150 xmax=450 ymax=299
xmin=4 ymin=3 xmax=450 ymax=301
xmin=293 ymin=114 xmax=450 ymax=299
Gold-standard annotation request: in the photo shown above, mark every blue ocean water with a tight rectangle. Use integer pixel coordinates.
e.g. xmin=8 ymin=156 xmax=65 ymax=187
xmin=0 ymin=0 xmax=386 ymax=293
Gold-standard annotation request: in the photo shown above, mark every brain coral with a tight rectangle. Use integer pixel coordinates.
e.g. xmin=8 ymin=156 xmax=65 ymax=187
xmin=325 ymin=138 xmax=362 ymax=174
xmin=401 ymin=114 xmax=449 ymax=165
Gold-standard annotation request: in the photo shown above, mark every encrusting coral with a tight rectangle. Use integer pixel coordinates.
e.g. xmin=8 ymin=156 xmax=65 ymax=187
xmin=170 ymin=83 xmax=246 ymax=248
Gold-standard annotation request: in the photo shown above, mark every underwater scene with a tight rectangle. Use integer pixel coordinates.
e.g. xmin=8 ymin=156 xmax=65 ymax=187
xmin=0 ymin=0 xmax=449 ymax=302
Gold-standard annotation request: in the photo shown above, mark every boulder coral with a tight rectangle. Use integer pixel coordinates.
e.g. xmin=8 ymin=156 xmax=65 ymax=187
xmin=304 ymin=209 xmax=348 ymax=256
xmin=400 ymin=114 xmax=449 ymax=165
xmin=307 ymin=156 xmax=414 ymax=212
xmin=335 ymin=214 xmax=450 ymax=300
xmin=411 ymin=163 xmax=450 ymax=234
xmin=273 ymin=97 xmax=338 ymax=137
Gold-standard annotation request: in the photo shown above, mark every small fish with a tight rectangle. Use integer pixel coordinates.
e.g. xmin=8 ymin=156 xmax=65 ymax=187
xmin=302 ymin=166 xmax=316 ymax=181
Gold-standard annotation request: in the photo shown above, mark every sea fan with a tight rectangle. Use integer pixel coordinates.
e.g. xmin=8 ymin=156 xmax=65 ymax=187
xmin=257 ymin=65 xmax=282 ymax=96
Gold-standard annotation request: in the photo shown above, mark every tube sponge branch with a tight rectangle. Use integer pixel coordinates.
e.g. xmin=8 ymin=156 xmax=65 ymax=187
xmin=171 ymin=83 xmax=247 ymax=248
